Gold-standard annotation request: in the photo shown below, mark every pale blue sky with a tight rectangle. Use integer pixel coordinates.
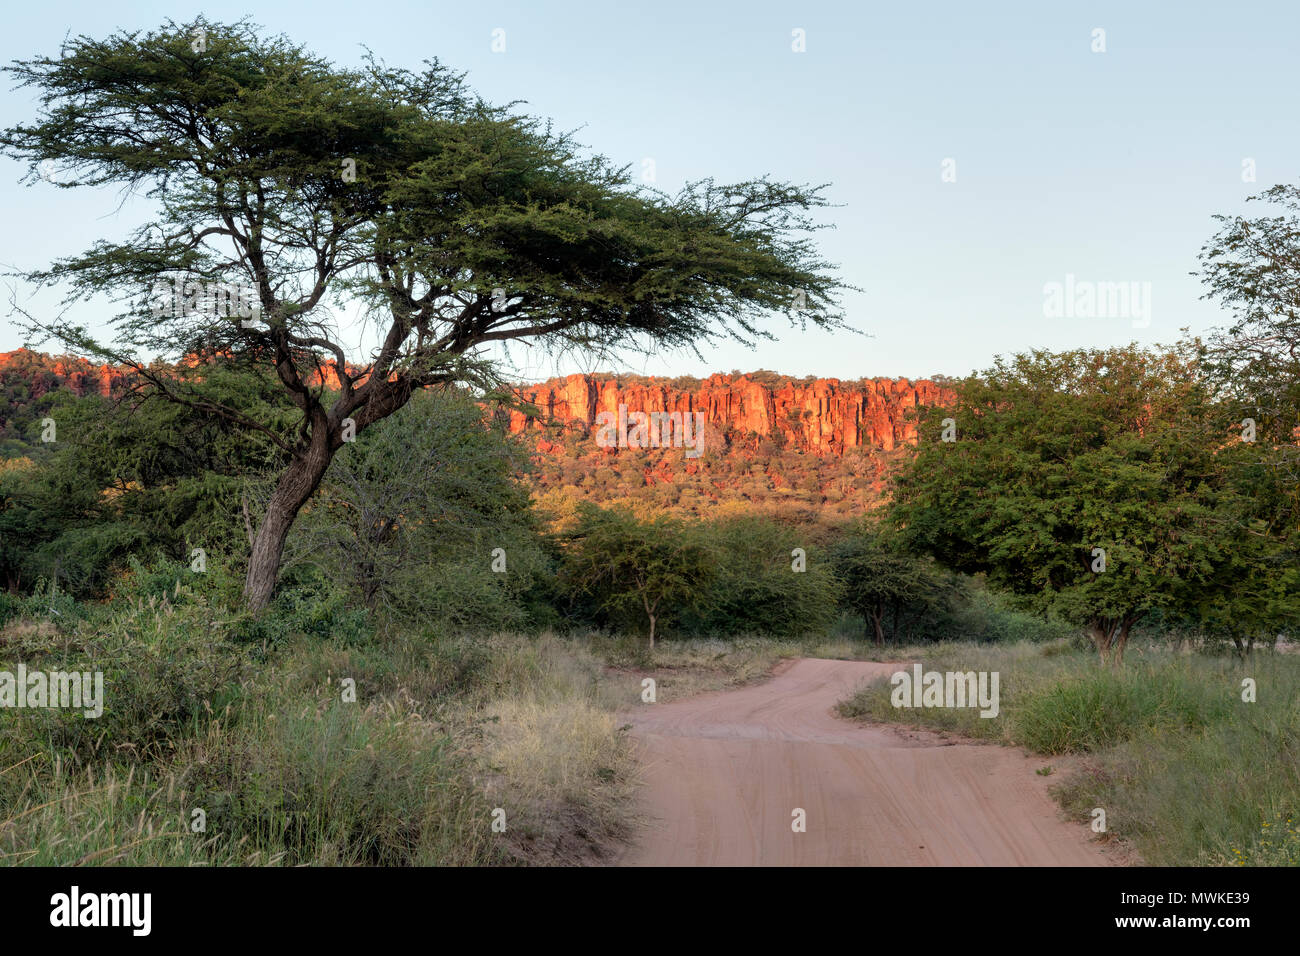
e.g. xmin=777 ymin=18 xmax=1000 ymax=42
xmin=2 ymin=1 xmax=1295 ymax=381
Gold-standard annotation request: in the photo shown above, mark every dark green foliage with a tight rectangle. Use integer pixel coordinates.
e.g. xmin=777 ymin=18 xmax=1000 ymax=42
xmin=889 ymin=346 xmax=1300 ymax=662
xmin=0 ymin=364 xmax=290 ymax=596
xmin=287 ymin=387 xmax=553 ymax=633
xmin=946 ymin=585 xmax=1077 ymax=645
xmin=831 ymin=523 xmax=957 ymax=644
xmin=559 ymin=506 xmax=849 ymax=642
xmin=684 ymin=513 xmax=841 ymax=638
xmin=559 ymin=503 xmax=716 ymax=646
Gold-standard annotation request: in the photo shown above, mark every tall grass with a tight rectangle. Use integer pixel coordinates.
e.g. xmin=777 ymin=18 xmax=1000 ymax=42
xmin=838 ymin=641 xmax=1300 ymax=865
xmin=0 ymin=598 xmax=642 ymax=866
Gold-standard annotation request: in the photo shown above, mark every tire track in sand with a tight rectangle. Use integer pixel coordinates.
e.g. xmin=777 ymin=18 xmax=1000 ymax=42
xmin=618 ymin=658 xmax=1110 ymax=866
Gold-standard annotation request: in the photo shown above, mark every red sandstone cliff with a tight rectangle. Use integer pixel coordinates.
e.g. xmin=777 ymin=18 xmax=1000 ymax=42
xmin=507 ymin=372 xmax=948 ymax=456
xmin=1 ymin=349 xmax=949 ymax=459
xmin=0 ymin=347 xmax=354 ymax=400
xmin=0 ymin=348 xmax=129 ymax=401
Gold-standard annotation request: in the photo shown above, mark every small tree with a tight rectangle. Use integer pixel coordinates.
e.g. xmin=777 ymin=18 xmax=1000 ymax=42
xmin=689 ymin=512 xmax=841 ymax=637
xmin=831 ymin=524 xmax=955 ymax=645
xmin=560 ymin=503 xmax=714 ymax=648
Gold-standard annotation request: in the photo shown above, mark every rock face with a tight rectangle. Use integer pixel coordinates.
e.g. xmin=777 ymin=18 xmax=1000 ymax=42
xmin=0 ymin=349 xmax=128 ymax=399
xmin=506 ymin=372 xmax=949 ymax=455
xmin=0 ymin=350 xmax=949 ymax=460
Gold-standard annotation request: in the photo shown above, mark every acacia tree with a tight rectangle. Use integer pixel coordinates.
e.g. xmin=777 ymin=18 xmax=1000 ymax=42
xmin=1198 ymin=184 xmax=1300 ymax=465
xmin=560 ymin=503 xmax=714 ymax=648
xmin=890 ymin=346 xmax=1292 ymax=665
xmin=2 ymin=19 xmax=848 ymax=610
xmin=830 ymin=523 xmax=956 ymax=645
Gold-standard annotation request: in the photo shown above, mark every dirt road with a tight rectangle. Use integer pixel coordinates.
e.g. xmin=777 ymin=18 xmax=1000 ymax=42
xmin=618 ymin=658 xmax=1109 ymax=866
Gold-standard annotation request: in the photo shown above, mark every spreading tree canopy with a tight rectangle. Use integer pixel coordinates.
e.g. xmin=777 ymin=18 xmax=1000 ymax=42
xmin=2 ymin=18 xmax=850 ymax=609
xmin=1198 ymin=183 xmax=1300 ymax=467
xmin=890 ymin=346 xmax=1296 ymax=664
xmin=559 ymin=503 xmax=715 ymax=648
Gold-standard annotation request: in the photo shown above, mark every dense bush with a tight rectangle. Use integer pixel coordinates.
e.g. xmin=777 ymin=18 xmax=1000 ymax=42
xmin=0 ymin=366 xmax=291 ymax=598
xmin=683 ymin=512 xmax=841 ymax=638
xmin=285 ymin=388 xmax=554 ymax=633
xmin=0 ymin=593 xmax=244 ymax=770
xmin=945 ymin=583 xmax=1077 ymax=645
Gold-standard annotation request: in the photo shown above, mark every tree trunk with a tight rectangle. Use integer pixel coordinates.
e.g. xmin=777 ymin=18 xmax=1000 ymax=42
xmin=1088 ymin=620 xmax=1114 ymax=665
xmin=870 ymin=599 xmax=885 ymax=646
xmin=647 ymin=612 xmax=656 ymax=650
xmin=1113 ymin=619 xmax=1133 ymax=667
xmin=243 ymin=439 xmax=336 ymax=612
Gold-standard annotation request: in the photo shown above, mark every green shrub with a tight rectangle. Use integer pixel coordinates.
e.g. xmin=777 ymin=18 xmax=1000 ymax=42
xmin=0 ymin=591 xmax=20 ymax=627
xmin=0 ymin=594 xmax=245 ymax=766
xmin=950 ymin=587 xmax=1077 ymax=644
xmin=1013 ymin=666 xmax=1233 ymax=754
xmin=686 ymin=513 xmax=841 ymax=638
xmin=285 ymin=388 xmax=551 ymax=634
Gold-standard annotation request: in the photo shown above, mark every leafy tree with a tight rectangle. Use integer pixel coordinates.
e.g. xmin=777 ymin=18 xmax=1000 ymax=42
xmin=0 ymin=365 xmax=289 ymax=595
xmin=831 ymin=523 xmax=956 ymax=645
xmin=687 ymin=513 xmax=840 ymax=637
xmin=1197 ymin=184 xmax=1300 ymax=463
xmin=0 ymin=457 xmax=46 ymax=592
xmin=890 ymin=346 xmax=1295 ymax=664
xmin=286 ymin=386 xmax=550 ymax=630
xmin=559 ymin=503 xmax=714 ymax=647
xmin=2 ymin=18 xmax=850 ymax=610
xmin=1172 ymin=447 xmax=1300 ymax=656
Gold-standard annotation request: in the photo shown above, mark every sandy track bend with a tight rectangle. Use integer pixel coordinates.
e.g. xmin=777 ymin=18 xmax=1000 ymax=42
xmin=618 ymin=658 xmax=1108 ymax=866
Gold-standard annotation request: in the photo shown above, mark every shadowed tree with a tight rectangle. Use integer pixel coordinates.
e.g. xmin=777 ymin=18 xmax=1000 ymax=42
xmin=2 ymin=19 xmax=850 ymax=610
xmin=1194 ymin=185 xmax=1300 ymax=652
xmin=830 ymin=523 xmax=955 ymax=645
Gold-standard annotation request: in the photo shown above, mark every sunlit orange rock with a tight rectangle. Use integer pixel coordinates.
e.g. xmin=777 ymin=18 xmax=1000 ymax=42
xmin=507 ymin=372 xmax=950 ymax=456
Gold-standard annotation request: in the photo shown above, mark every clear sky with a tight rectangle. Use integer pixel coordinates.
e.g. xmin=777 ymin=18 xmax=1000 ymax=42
xmin=1 ymin=1 xmax=1295 ymax=382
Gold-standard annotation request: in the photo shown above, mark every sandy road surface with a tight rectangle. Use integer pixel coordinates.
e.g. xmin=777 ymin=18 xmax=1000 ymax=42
xmin=618 ymin=658 xmax=1109 ymax=866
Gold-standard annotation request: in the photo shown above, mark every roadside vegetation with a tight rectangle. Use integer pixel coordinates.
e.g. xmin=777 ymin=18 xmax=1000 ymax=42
xmin=0 ymin=564 xmax=898 ymax=866
xmin=839 ymin=639 xmax=1300 ymax=866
